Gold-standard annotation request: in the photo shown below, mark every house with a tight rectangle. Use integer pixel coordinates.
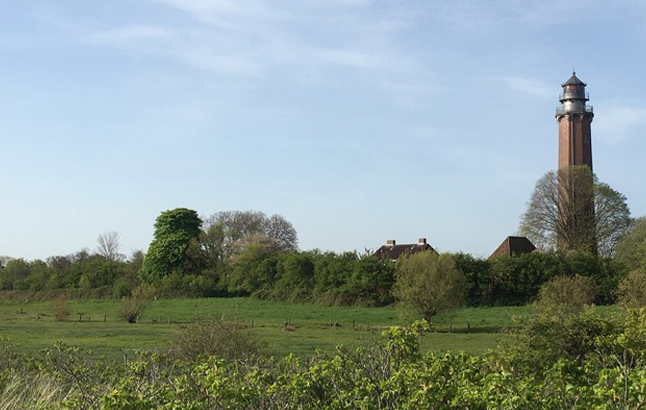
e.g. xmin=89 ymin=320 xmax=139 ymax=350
xmin=489 ymin=236 xmax=536 ymax=259
xmin=373 ymin=238 xmax=435 ymax=260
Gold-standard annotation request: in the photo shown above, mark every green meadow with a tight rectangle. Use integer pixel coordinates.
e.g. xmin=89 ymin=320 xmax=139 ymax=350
xmin=0 ymin=297 xmax=527 ymax=359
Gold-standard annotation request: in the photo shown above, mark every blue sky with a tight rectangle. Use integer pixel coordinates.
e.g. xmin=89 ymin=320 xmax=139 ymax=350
xmin=1 ymin=0 xmax=645 ymax=260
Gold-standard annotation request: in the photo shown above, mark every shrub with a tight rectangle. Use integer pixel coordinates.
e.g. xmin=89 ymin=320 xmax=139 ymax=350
xmin=616 ymin=270 xmax=646 ymax=308
xmin=169 ymin=319 xmax=265 ymax=361
xmin=50 ymin=293 xmax=71 ymax=322
xmin=117 ymin=286 xmax=152 ymax=323
xmin=502 ymin=306 xmax=615 ymax=370
xmin=533 ymin=274 xmax=597 ymax=315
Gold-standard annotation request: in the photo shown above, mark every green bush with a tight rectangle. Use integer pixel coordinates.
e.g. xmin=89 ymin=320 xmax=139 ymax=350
xmin=533 ymin=274 xmax=597 ymax=315
xmin=169 ymin=319 xmax=266 ymax=361
xmin=616 ymin=270 xmax=646 ymax=308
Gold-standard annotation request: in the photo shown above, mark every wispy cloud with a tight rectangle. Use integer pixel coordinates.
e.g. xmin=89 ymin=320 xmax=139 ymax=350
xmin=154 ymin=0 xmax=281 ymax=23
xmin=500 ymin=76 xmax=552 ymax=99
xmin=78 ymin=0 xmax=434 ymax=104
xmin=425 ymin=0 xmax=637 ymax=30
xmin=173 ymin=46 xmax=263 ymax=76
xmin=85 ymin=25 xmax=168 ymax=45
xmin=313 ymin=48 xmax=394 ymax=70
xmin=595 ymin=102 xmax=646 ymax=143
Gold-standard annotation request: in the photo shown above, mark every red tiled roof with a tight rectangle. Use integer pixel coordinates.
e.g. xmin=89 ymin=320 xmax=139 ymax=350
xmin=489 ymin=236 xmax=536 ymax=259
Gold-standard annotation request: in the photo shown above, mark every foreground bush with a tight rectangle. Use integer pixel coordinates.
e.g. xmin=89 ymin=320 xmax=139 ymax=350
xmin=3 ymin=311 xmax=646 ymax=409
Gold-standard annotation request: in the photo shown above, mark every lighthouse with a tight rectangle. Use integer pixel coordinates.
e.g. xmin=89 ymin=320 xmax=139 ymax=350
xmin=555 ymin=72 xmax=596 ymax=255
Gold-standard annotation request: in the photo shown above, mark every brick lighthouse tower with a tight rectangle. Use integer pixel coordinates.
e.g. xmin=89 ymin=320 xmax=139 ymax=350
xmin=555 ymin=72 xmax=596 ymax=254
xmin=557 ymin=72 xmax=593 ymax=170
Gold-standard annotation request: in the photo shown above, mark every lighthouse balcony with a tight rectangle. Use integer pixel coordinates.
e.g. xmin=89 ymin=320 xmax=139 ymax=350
xmin=559 ymin=92 xmax=590 ymax=101
xmin=556 ymin=105 xmax=593 ymax=116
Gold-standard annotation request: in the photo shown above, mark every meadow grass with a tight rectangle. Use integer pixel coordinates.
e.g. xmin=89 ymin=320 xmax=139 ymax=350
xmin=0 ymin=297 xmax=527 ymax=359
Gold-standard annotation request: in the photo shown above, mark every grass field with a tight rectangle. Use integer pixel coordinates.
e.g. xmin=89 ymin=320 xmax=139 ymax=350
xmin=0 ymin=297 xmax=527 ymax=359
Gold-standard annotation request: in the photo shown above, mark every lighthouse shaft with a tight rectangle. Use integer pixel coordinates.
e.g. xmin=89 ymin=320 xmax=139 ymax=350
xmin=555 ymin=72 xmax=596 ymax=255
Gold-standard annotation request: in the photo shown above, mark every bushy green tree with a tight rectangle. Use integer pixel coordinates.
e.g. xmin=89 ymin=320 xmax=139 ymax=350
xmin=615 ymin=217 xmax=646 ymax=272
xmin=272 ymin=251 xmax=315 ymax=301
xmin=226 ymin=243 xmax=279 ymax=295
xmin=140 ymin=208 xmax=203 ymax=282
xmin=0 ymin=259 xmax=31 ymax=290
xmin=393 ymin=251 xmax=466 ymax=321
xmin=533 ymin=274 xmax=597 ymax=315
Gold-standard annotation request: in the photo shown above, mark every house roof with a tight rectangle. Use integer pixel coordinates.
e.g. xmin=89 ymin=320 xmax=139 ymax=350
xmin=374 ymin=239 xmax=435 ymax=260
xmin=489 ymin=236 xmax=536 ymax=259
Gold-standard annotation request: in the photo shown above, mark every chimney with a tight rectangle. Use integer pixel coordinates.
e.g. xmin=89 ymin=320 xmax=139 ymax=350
xmin=386 ymin=239 xmax=396 ymax=246
xmin=418 ymin=238 xmax=427 ymax=246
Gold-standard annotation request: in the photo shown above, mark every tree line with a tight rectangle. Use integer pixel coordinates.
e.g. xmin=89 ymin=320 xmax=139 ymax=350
xmin=2 ymin=206 xmax=645 ymax=310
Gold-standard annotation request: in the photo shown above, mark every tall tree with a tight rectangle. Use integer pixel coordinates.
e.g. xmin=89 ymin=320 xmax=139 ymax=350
xmin=519 ymin=167 xmax=632 ymax=256
xmin=97 ymin=231 xmax=124 ymax=262
xmin=140 ymin=208 xmax=203 ymax=282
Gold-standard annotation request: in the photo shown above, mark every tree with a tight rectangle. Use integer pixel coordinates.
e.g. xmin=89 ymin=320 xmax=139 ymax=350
xmin=226 ymin=243 xmax=279 ymax=295
xmin=0 ymin=255 xmax=12 ymax=269
xmin=519 ymin=167 xmax=632 ymax=256
xmin=595 ymin=182 xmax=633 ymax=256
xmin=392 ymin=251 xmax=466 ymax=321
xmin=203 ymin=210 xmax=298 ymax=263
xmin=0 ymin=259 xmax=31 ymax=290
xmin=140 ymin=208 xmax=203 ymax=282
xmin=615 ymin=217 xmax=646 ymax=272
xmin=97 ymin=231 xmax=124 ymax=262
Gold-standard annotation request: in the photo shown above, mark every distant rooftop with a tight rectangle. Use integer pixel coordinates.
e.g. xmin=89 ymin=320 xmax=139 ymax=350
xmin=489 ymin=236 xmax=536 ymax=259
xmin=373 ymin=238 xmax=435 ymax=260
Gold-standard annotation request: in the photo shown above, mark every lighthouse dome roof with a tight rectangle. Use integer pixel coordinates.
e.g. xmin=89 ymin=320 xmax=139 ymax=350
xmin=563 ymin=72 xmax=586 ymax=87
